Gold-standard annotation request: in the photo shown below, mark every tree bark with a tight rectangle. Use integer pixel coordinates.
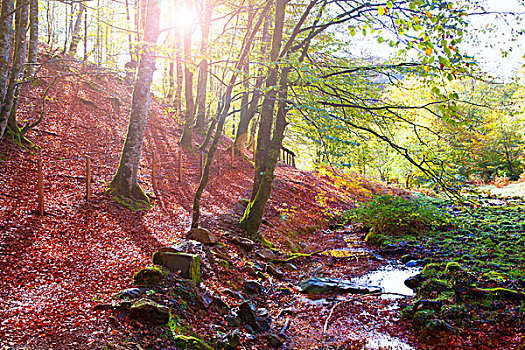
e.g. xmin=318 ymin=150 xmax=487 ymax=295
xmin=26 ymin=0 xmax=38 ymax=76
xmin=1 ymin=0 xmax=28 ymax=138
xmin=191 ymin=0 xmax=273 ymax=228
xmin=234 ymin=13 xmax=270 ymax=155
xmin=68 ymin=2 xmax=85 ymax=56
xmin=249 ymin=0 xmax=286 ymax=201
xmin=179 ymin=4 xmax=195 ymax=149
xmin=0 ymin=0 xmax=15 ymax=138
xmin=240 ymin=65 xmax=289 ymax=235
xmin=109 ymin=0 xmax=160 ymax=205
xmin=194 ymin=0 xmax=213 ymax=132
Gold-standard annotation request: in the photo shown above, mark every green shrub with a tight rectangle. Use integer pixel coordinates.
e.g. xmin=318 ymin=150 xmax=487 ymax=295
xmin=345 ymin=195 xmax=451 ymax=236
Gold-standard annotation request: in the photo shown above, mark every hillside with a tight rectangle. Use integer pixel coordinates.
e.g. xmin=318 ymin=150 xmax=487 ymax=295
xmin=0 ymin=52 xmax=402 ymax=349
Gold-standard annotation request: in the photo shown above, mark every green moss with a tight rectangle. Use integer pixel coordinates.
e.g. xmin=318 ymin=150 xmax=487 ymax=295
xmin=173 ymin=335 xmax=213 ymax=350
xmin=111 ymin=192 xmax=152 ymax=211
xmin=190 ymin=255 xmax=201 ymax=283
xmin=445 ymin=262 xmax=462 ymax=274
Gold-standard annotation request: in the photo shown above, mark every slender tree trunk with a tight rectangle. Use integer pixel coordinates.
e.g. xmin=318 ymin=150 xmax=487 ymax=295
xmin=1 ymin=0 xmax=28 ymax=138
xmin=174 ymin=31 xmax=183 ymax=118
xmin=194 ymin=0 xmax=213 ymax=132
xmin=109 ymin=0 xmax=160 ymax=205
xmin=0 ymin=0 xmax=15 ymax=138
xmin=68 ymin=2 xmax=85 ymax=56
xmin=234 ymin=14 xmax=270 ymax=155
xmin=179 ymin=10 xmax=195 ymax=149
xmin=249 ymin=0 xmax=286 ymax=201
xmin=191 ymin=0 xmax=273 ymax=228
xmin=240 ymin=65 xmax=289 ymax=235
xmin=26 ymin=0 xmax=38 ymax=76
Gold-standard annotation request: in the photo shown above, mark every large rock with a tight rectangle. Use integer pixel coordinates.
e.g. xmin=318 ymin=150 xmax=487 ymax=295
xmin=298 ymin=277 xmax=382 ymax=295
xmin=187 ymin=227 xmax=218 ymax=244
xmin=128 ymin=298 xmax=169 ymax=325
xmin=404 ymin=274 xmax=424 ymax=290
xmin=153 ymin=251 xmax=201 ymax=282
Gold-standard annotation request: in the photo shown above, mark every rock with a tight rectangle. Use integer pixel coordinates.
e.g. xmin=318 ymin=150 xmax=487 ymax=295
xmin=266 ymin=333 xmax=284 ymax=348
xmin=229 ymin=235 xmax=255 ymax=251
xmin=266 ymin=263 xmax=284 ymax=278
xmin=161 ymin=240 xmax=203 ymax=254
xmin=133 ymin=267 xmax=163 ymax=286
xmin=113 ymin=287 xmax=150 ymax=299
xmin=255 ymin=308 xmax=271 ymax=332
xmin=401 ymin=254 xmax=417 ymax=264
xmin=238 ymin=301 xmax=259 ymax=331
xmin=152 ymin=251 xmax=201 ymax=282
xmin=93 ymin=303 xmax=113 ymax=311
xmin=244 ymin=280 xmax=262 ymax=294
xmin=297 ymin=277 xmax=381 ymax=295
xmin=406 ymin=260 xmax=421 ymax=267
xmin=187 ymin=227 xmax=218 ymax=245
xmin=211 ymin=296 xmax=230 ymax=315
xmin=222 ymin=329 xmax=241 ymax=349
xmin=256 ymin=247 xmax=277 ymax=260
xmin=173 ymin=335 xmax=213 ymax=350
xmin=404 ymin=274 xmax=423 ymax=290
xmin=128 ymin=298 xmax=169 ymax=325
xmin=224 ymin=313 xmax=241 ymax=327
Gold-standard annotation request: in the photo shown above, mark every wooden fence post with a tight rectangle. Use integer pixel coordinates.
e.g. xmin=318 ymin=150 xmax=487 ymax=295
xmin=152 ymin=154 xmax=157 ymax=192
xmin=231 ymin=145 xmax=234 ymax=169
xmin=37 ymin=158 xmax=44 ymax=216
xmin=217 ymin=150 xmax=221 ymax=176
xmin=178 ymin=150 xmax=183 ymax=183
xmin=86 ymin=157 xmax=91 ymax=200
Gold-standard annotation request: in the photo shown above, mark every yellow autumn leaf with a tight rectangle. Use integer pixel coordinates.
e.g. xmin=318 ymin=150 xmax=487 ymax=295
xmin=424 ymin=65 xmax=430 ymax=72
xmin=425 ymin=10 xmax=433 ymax=18
xmin=425 ymin=47 xmax=433 ymax=56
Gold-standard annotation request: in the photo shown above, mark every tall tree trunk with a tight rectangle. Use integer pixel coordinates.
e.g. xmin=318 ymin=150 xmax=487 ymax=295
xmin=26 ymin=0 xmax=38 ymax=76
xmin=0 ymin=0 xmax=15 ymax=138
xmin=249 ymin=0 xmax=286 ymax=201
xmin=174 ymin=31 xmax=183 ymax=115
xmin=194 ymin=0 xmax=213 ymax=132
xmin=109 ymin=0 xmax=160 ymax=205
xmin=191 ymin=0 xmax=273 ymax=228
xmin=68 ymin=2 xmax=85 ymax=56
xmin=234 ymin=13 xmax=270 ymax=155
xmin=0 ymin=0 xmax=28 ymax=139
xmin=240 ymin=65 xmax=289 ymax=235
xmin=179 ymin=7 xmax=195 ymax=149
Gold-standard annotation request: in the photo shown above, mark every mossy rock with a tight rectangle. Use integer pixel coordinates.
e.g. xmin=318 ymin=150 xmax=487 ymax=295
xmin=173 ymin=335 xmax=213 ymax=350
xmin=445 ymin=261 xmax=462 ymax=274
xmin=133 ymin=267 xmax=163 ymax=286
xmin=419 ymin=278 xmax=451 ymax=298
xmin=441 ymin=304 xmax=467 ymax=321
xmin=128 ymin=298 xmax=169 ymax=325
xmin=411 ymin=309 xmax=436 ymax=330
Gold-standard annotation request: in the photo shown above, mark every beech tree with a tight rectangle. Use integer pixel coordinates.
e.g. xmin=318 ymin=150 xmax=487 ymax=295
xmin=109 ymin=0 xmax=160 ymax=205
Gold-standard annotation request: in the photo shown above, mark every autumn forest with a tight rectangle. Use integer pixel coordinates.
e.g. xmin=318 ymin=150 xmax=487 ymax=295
xmin=0 ymin=0 xmax=524 ymax=349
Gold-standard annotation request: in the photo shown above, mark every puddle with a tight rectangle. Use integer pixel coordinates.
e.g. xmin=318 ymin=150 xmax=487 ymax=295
xmin=352 ymin=264 xmax=421 ymax=299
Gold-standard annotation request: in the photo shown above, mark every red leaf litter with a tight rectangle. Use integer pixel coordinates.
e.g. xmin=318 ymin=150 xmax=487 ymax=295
xmin=0 ymin=52 xmax=403 ymax=349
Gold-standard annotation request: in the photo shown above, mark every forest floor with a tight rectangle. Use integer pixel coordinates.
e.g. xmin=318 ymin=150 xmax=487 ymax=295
xmin=0 ymin=52 xmax=523 ymax=350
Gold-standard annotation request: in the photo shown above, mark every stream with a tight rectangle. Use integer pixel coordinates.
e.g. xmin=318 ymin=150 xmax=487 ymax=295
xmin=286 ymin=229 xmax=421 ymax=350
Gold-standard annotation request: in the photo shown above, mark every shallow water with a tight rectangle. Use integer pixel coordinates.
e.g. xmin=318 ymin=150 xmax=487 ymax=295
xmin=352 ymin=264 xmax=421 ymax=299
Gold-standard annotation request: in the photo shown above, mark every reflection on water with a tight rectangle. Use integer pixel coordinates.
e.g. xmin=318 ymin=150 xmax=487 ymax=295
xmin=352 ymin=264 xmax=422 ymax=298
